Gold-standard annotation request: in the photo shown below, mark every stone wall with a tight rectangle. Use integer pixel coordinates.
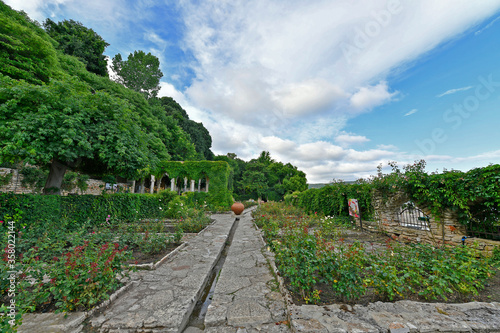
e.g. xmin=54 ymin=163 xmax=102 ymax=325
xmin=0 ymin=167 xmax=130 ymax=195
xmin=356 ymin=190 xmax=500 ymax=256
xmin=0 ymin=167 xmax=38 ymax=194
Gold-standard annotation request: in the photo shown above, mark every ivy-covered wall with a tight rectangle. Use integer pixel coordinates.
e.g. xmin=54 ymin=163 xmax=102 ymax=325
xmin=159 ymin=161 xmax=233 ymax=209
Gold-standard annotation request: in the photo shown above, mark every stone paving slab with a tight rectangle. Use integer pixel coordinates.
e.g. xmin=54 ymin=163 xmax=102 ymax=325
xmin=289 ymin=301 xmax=500 ymax=332
xmin=199 ymin=211 xmax=290 ymax=332
xmin=18 ymin=312 xmax=86 ymax=333
xmin=88 ymin=213 xmax=236 ymax=333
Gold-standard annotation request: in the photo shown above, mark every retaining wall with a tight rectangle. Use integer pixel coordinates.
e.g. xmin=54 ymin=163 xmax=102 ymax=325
xmin=0 ymin=167 xmax=130 ymax=195
xmin=356 ymin=191 xmax=500 ymax=256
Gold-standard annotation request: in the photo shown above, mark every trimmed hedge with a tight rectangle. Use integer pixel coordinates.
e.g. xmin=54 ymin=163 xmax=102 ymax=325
xmin=0 ymin=191 xmax=177 ymax=227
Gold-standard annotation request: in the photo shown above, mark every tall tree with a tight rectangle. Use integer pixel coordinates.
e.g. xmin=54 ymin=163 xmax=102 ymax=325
xmin=43 ymin=18 xmax=109 ymax=76
xmin=0 ymin=75 xmax=162 ymax=194
xmin=112 ymin=51 xmax=163 ymax=99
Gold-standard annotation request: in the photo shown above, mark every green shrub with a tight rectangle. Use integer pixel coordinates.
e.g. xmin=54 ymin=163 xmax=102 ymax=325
xmin=0 ymin=192 xmax=175 ymax=229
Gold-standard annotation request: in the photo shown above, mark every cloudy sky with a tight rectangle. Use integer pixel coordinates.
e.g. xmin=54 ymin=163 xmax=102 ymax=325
xmin=6 ymin=0 xmax=500 ymax=183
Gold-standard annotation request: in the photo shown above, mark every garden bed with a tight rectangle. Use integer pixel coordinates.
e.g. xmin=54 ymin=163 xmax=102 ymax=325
xmin=286 ymin=227 xmax=500 ymax=306
xmin=253 ymin=202 xmax=500 ymax=307
xmin=0 ymin=206 xmax=214 ymax=327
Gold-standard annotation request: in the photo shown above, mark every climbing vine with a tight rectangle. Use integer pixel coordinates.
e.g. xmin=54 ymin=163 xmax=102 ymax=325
xmin=159 ymin=161 xmax=233 ymax=210
xmin=372 ymin=161 xmax=500 ymax=226
xmin=288 ymin=161 xmax=500 ymax=229
xmin=0 ymin=172 xmax=12 ymax=187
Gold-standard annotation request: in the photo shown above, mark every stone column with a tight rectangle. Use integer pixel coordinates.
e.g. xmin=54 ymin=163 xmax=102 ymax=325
xmin=206 ymin=177 xmax=209 ymax=193
xmin=171 ymin=178 xmax=176 ymax=192
xmin=198 ymin=179 xmax=201 ymax=192
xmin=190 ymin=179 xmax=195 ymax=192
xmin=155 ymin=175 xmax=163 ymax=193
xmin=139 ymin=179 xmax=145 ymax=194
xmin=130 ymin=180 xmax=136 ymax=193
xmin=150 ymin=175 xmax=155 ymax=194
xmin=183 ymin=177 xmax=187 ymax=192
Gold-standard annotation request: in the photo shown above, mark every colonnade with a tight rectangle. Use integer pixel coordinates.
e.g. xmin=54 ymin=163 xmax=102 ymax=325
xmin=143 ymin=174 xmax=209 ymax=194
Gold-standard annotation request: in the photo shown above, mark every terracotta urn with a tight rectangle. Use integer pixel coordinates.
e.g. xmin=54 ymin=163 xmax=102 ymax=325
xmin=231 ymin=202 xmax=245 ymax=215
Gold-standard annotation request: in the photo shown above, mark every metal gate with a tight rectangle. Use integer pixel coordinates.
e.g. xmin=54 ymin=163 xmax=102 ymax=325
xmin=398 ymin=202 xmax=430 ymax=230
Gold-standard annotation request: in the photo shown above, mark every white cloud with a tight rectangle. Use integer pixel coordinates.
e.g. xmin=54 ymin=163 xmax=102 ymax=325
xmin=404 ymin=109 xmax=418 ymax=116
xmin=377 ymin=144 xmax=398 ymax=150
xmin=158 ymin=82 xmax=186 ymax=104
xmin=272 ymin=79 xmax=347 ymax=117
xmin=4 ymin=0 xmax=68 ymax=21
xmin=335 ymin=133 xmax=370 ymax=147
xmin=436 ymin=86 xmax=473 ymax=97
xmin=350 ymin=81 xmax=397 ymax=111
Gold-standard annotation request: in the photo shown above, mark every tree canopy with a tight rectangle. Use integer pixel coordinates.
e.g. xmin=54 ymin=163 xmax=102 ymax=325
xmin=217 ymin=151 xmax=308 ymax=201
xmin=160 ymin=97 xmax=214 ymax=160
xmin=43 ymin=18 xmax=109 ymax=76
xmin=112 ymin=50 xmax=163 ymax=99
xmin=0 ymin=3 xmax=59 ymax=84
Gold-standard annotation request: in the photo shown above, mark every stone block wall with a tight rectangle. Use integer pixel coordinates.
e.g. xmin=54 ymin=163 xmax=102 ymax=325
xmin=0 ymin=167 xmax=130 ymax=195
xmin=0 ymin=167 xmax=38 ymax=194
xmin=358 ymin=190 xmax=500 ymax=256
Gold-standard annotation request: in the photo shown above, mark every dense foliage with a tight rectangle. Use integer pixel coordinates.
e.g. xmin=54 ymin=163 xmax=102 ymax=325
xmin=216 ymin=151 xmax=308 ymax=202
xmin=0 ymin=191 xmax=177 ymax=229
xmin=286 ymin=180 xmax=374 ymax=220
xmin=254 ymin=202 xmax=499 ymax=304
xmin=0 ymin=3 xmax=59 ymax=84
xmin=160 ymin=97 xmax=214 ymax=160
xmin=0 ymin=192 xmax=210 ymax=322
xmin=159 ymin=161 xmax=233 ymax=210
xmin=43 ymin=18 xmax=109 ymax=76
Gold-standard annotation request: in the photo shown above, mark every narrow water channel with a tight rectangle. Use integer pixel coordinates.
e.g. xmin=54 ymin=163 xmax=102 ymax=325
xmin=183 ymin=217 xmax=240 ymax=331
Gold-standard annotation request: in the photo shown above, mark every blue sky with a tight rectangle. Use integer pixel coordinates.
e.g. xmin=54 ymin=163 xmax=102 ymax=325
xmin=6 ymin=0 xmax=500 ymax=182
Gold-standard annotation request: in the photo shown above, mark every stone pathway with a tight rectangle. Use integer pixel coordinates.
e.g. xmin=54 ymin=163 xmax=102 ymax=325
xmin=289 ymin=301 xmax=500 ymax=332
xmin=192 ymin=210 xmax=289 ymax=332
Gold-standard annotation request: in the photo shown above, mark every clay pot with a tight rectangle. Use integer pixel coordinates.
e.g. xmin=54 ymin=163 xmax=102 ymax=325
xmin=231 ymin=202 xmax=245 ymax=215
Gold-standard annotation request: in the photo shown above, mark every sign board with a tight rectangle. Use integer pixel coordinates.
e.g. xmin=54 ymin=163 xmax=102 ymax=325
xmin=348 ymin=198 xmax=359 ymax=218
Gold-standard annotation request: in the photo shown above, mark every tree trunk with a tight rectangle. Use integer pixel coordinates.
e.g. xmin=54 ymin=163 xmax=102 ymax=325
xmin=43 ymin=159 xmax=67 ymax=195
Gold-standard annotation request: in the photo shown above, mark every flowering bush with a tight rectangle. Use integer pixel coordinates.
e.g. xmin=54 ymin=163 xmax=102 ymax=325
xmin=16 ymin=241 xmax=131 ymax=313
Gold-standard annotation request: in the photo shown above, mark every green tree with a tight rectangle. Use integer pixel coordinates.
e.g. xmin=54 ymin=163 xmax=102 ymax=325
xmin=112 ymin=50 xmax=163 ymax=99
xmin=0 ymin=2 xmax=59 ymax=84
xmin=0 ymin=75 xmax=162 ymax=194
xmin=231 ymin=151 xmax=308 ymax=201
xmin=43 ymin=18 xmax=109 ymax=76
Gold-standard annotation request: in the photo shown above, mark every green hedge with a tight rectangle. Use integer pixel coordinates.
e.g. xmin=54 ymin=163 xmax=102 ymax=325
xmin=0 ymin=191 xmax=177 ymax=227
